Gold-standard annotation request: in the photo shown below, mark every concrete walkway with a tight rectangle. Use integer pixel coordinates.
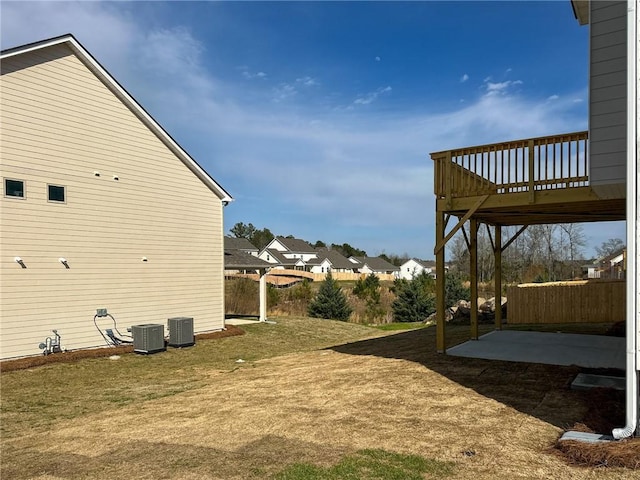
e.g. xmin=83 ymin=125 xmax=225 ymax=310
xmin=225 ymin=318 xmax=262 ymax=326
xmin=448 ymin=330 xmax=625 ymax=369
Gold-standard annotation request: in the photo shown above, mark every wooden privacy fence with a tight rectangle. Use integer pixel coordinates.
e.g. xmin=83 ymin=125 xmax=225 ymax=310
xmin=310 ymin=272 xmax=396 ymax=282
xmin=506 ymin=279 xmax=625 ymax=324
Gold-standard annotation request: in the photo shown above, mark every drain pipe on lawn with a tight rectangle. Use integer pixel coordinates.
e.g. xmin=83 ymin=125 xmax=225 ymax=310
xmin=613 ymin=0 xmax=639 ymax=440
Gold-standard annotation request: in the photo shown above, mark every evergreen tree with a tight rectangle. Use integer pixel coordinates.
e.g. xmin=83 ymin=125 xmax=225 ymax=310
xmin=308 ymin=273 xmax=352 ymax=321
xmin=444 ymin=271 xmax=470 ymax=308
xmin=353 ymin=273 xmax=380 ymax=299
xmin=392 ymin=272 xmax=436 ymax=322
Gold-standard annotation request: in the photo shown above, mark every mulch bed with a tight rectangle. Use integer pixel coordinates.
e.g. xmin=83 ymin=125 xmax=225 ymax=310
xmin=554 ymin=323 xmax=640 ymax=469
xmin=555 ymin=386 xmax=640 ymax=469
xmin=0 ymin=325 xmax=245 ymax=373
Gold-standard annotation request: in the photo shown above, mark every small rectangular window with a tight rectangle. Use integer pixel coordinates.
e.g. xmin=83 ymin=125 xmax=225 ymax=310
xmin=48 ymin=184 xmax=66 ymax=203
xmin=4 ymin=179 xmax=24 ymax=198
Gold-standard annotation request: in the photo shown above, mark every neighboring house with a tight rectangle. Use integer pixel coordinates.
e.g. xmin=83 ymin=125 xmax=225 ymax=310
xmin=600 ymin=248 xmax=626 ymax=279
xmin=308 ymin=249 xmax=357 ymax=274
xmin=224 ymin=236 xmax=259 ymax=256
xmin=259 ymin=248 xmax=304 ymax=270
xmin=399 ymin=258 xmax=436 ymax=280
xmin=0 ymin=34 xmax=232 ymax=360
xmin=349 ymin=256 xmax=401 ymax=276
xmin=430 ymin=0 xmax=638 ymax=438
xmin=223 ymin=239 xmax=270 ymax=274
xmin=262 ymin=236 xmax=318 ymax=262
xmin=259 ymin=236 xmax=318 ymax=270
xmin=582 ymin=248 xmax=626 ymax=279
xmin=582 ymin=262 xmax=601 ymax=279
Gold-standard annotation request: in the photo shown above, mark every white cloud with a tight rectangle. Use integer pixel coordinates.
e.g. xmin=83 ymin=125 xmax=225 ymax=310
xmin=375 ymin=56 xmax=381 ymax=62
xmin=296 ymin=76 xmax=318 ymax=86
xmin=547 ymin=94 xmax=560 ymax=101
xmin=353 ymin=86 xmax=392 ymax=105
xmin=0 ymin=1 xmax=137 ymax=73
xmin=484 ymin=79 xmax=523 ymax=96
xmin=460 ymin=73 xmax=469 ymax=83
xmin=242 ymin=68 xmax=267 ymax=80
xmin=272 ymin=83 xmax=297 ymax=102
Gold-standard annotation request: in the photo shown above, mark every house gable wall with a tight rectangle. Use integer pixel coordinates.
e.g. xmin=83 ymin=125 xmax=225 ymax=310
xmin=1 ymin=44 xmax=225 ymax=359
xmin=589 ymin=0 xmax=627 ymax=198
xmin=265 ymin=238 xmax=288 ymax=252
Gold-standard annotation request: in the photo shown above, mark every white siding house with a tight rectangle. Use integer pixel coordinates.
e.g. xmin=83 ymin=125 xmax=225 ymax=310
xmin=399 ymin=259 xmax=436 ymax=280
xmin=0 ymin=35 xmax=232 ymax=359
xmin=262 ymin=237 xmax=318 ymax=262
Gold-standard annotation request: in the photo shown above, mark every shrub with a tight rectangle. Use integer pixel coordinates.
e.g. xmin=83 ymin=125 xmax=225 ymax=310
xmin=308 ymin=273 xmax=352 ymax=321
xmin=267 ymin=283 xmax=280 ymax=306
xmin=352 ymin=274 xmax=386 ymax=322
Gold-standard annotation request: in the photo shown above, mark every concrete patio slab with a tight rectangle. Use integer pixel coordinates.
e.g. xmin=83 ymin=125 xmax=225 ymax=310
xmin=447 ymin=330 xmax=625 ymax=369
xmin=560 ymin=431 xmax=614 ymax=443
xmin=571 ymin=373 xmax=626 ymax=391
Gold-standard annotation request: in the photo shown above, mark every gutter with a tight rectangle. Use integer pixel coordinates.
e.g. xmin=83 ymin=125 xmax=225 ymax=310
xmin=612 ymin=0 xmax=639 ymax=440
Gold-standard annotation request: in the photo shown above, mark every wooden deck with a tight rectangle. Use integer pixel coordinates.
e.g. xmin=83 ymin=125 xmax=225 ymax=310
xmin=430 ymin=131 xmax=626 ymax=353
xmin=431 ymin=131 xmax=625 ymax=225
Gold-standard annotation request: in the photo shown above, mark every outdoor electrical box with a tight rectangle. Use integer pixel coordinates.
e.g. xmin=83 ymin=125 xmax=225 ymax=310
xmin=131 ymin=324 xmax=166 ymax=354
xmin=168 ymin=317 xmax=195 ymax=348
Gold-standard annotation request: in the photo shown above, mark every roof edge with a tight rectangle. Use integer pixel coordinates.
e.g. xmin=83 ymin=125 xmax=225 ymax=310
xmin=2 ymin=34 xmax=233 ymax=202
xmin=570 ymin=0 xmax=590 ymax=26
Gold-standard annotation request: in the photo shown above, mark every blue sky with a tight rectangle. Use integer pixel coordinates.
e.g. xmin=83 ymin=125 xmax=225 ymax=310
xmin=1 ymin=1 xmax=625 ymax=258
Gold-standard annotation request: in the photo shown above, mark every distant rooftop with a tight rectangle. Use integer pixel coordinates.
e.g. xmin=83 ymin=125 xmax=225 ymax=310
xmin=224 ymin=236 xmax=259 ymax=251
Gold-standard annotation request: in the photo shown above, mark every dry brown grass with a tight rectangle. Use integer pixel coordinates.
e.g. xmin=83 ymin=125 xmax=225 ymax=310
xmin=1 ymin=318 xmax=639 ymax=479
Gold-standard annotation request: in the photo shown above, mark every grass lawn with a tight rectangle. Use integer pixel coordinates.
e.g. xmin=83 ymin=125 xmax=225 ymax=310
xmin=1 ymin=317 xmax=638 ymax=479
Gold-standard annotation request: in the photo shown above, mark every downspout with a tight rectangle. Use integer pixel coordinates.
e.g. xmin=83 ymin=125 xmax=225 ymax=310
xmin=612 ymin=0 xmax=639 ymax=440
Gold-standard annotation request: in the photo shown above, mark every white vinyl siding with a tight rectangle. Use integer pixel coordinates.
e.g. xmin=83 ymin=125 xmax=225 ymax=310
xmin=0 ymin=44 xmax=225 ymax=359
xmin=589 ymin=1 xmax=627 ymax=195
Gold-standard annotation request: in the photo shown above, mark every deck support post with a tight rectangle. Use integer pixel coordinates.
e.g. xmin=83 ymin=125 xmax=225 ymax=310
xmin=470 ymin=218 xmax=479 ymax=340
xmin=494 ymin=225 xmax=503 ymax=330
xmin=435 ymin=209 xmax=446 ymax=353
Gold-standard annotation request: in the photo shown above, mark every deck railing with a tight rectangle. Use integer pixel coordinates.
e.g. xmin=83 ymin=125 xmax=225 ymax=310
xmin=431 ymin=131 xmax=589 ymax=201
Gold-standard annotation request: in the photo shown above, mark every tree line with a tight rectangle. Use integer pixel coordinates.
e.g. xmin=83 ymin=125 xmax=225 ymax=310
xmin=448 ymin=223 xmax=624 ymax=284
xmin=230 ymin=221 xmax=625 ymax=281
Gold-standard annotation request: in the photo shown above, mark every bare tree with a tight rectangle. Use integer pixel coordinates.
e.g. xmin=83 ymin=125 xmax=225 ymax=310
xmin=595 ymin=238 xmax=625 ymax=259
xmin=448 ymin=233 xmax=469 ymax=275
xmin=559 ymin=223 xmax=586 ymax=278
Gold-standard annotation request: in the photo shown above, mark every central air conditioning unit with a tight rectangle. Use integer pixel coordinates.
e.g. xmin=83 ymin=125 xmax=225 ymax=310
xmin=168 ymin=317 xmax=195 ymax=347
xmin=131 ymin=324 xmax=166 ymax=354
